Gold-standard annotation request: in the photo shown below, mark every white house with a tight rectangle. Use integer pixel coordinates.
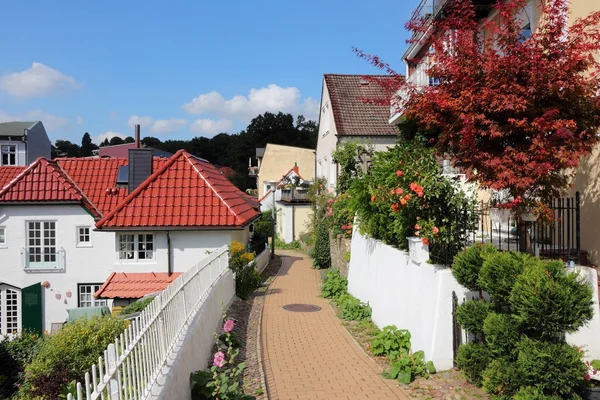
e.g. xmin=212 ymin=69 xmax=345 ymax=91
xmin=0 ymin=149 xmax=259 ymax=335
xmin=0 ymin=121 xmax=51 ymax=166
xmin=259 ymin=165 xmax=312 ymax=243
xmin=316 ymin=74 xmax=400 ymax=192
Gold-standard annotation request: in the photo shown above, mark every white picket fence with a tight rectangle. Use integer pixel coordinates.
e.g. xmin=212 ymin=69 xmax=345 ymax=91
xmin=68 ymin=246 xmax=229 ymax=400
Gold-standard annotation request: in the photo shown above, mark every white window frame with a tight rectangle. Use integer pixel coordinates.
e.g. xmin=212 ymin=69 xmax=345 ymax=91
xmin=1 ymin=145 xmax=17 ymax=166
xmin=26 ymin=221 xmax=57 ymax=268
xmin=0 ymin=226 xmax=6 ymax=248
xmin=0 ymin=285 xmax=21 ymax=336
xmin=117 ymin=233 xmax=155 ymax=262
xmin=78 ymin=284 xmax=107 ymax=308
xmin=76 ymin=226 xmax=92 ymax=248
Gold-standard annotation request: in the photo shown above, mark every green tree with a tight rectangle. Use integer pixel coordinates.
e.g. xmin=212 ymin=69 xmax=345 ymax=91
xmin=80 ymin=132 xmax=98 ymax=156
xmin=109 ymin=136 xmax=125 ymax=146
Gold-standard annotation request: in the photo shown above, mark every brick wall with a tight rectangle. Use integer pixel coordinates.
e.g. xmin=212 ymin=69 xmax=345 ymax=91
xmin=330 ymin=234 xmax=351 ymax=277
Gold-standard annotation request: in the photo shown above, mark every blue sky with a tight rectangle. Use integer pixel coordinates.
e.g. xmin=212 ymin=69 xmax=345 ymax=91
xmin=0 ymin=0 xmax=414 ymax=145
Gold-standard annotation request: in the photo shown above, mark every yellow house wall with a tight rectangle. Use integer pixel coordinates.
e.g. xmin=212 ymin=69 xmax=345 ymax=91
xmin=257 ymin=144 xmax=315 ymax=199
xmin=293 ymin=205 xmax=312 ymax=240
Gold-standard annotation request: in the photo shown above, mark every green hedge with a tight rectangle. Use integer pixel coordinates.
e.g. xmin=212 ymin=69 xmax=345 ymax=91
xmin=18 ymin=316 xmax=128 ymax=399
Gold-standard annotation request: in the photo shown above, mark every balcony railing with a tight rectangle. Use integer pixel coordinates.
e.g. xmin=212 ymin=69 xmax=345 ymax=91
xmin=20 ymin=247 xmax=66 ymax=271
xmin=280 ymin=188 xmax=310 ymax=203
xmin=248 ymin=166 xmax=258 ymax=177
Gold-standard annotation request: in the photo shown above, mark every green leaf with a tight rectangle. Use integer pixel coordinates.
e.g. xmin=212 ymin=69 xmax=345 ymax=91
xmin=397 ymin=371 xmax=412 ymax=385
xmin=426 ymin=361 xmax=436 ymax=374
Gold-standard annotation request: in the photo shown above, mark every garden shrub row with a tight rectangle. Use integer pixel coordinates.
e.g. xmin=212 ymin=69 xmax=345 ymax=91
xmin=229 ymin=241 xmax=262 ymax=300
xmin=320 ymin=269 xmax=370 ymax=320
xmin=453 ymin=244 xmax=595 ymax=398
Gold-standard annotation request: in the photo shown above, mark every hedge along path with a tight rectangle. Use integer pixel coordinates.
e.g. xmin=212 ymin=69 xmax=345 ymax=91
xmin=261 ymin=250 xmax=410 ymax=400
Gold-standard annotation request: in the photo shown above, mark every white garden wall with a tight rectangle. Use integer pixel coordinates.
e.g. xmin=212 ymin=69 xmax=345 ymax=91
xmin=348 ymin=229 xmax=470 ymax=371
xmin=255 ymin=249 xmax=270 ymax=273
xmin=348 ymin=228 xmax=600 ymax=371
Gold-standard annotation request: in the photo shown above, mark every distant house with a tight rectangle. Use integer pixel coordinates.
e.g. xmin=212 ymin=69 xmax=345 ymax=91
xmin=0 ymin=149 xmax=259 ymax=335
xmin=253 ymin=144 xmax=315 ymax=200
xmin=259 ymin=165 xmax=312 ymax=243
xmin=0 ymin=121 xmax=51 ymax=166
xmin=316 ymin=74 xmax=399 ymax=191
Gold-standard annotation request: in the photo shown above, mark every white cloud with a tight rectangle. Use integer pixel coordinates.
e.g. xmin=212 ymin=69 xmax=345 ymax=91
xmin=0 ymin=62 xmax=81 ymax=98
xmin=151 ymin=118 xmax=187 ymax=134
xmin=182 ymin=84 xmax=318 ymax=123
xmin=0 ymin=109 xmax=69 ymax=132
xmin=127 ymin=115 xmax=154 ymax=129
xmin=77 ymin=116 xmax=83 ymax=125
xmin=189 ymin=119 xmax=234 ymax=136
xmin=93 ymin=131 xmax=126 ymax=145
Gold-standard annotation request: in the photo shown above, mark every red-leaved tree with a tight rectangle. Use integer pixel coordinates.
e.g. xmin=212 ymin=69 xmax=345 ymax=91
xmin=357 ymin=0 xmax=600 ymax=202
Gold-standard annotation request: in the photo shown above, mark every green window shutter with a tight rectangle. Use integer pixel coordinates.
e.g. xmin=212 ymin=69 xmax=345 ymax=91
xmin=21 ymin=283 xmax=43 ymax=335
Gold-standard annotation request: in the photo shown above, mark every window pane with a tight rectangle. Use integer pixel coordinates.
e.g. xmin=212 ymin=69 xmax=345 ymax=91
xmin=0 ymin=228 xmax=5 ymax=244
xmin=6 ymin=289 xmax=18 ymax=333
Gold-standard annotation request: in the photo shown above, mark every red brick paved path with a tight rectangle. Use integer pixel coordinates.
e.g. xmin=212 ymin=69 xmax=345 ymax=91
xmin=261 ymin=251 xmax=409 ymax=400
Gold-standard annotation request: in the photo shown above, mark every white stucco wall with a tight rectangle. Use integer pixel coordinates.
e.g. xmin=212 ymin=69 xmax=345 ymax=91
xmin=348 ymin=228 xmax=470 ymax=371
xmin=149 ymin=267 xmax=235 ymax=400
xmin=0 ymin=204 xmax=244 ymax=331
xmin=348 ymin=229 xmax=600 ymax=370
xmin=316 ymin=80 xmax=338 ymax=190
xmin=0 ymin=140 xmax=27 ymax=166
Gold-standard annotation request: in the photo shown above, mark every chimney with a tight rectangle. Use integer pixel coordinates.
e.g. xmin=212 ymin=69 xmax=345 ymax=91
xmin=135 ymin=124 xmax=141 ymax=149
xmin=128 ymin=148 xmax=153 ymax=192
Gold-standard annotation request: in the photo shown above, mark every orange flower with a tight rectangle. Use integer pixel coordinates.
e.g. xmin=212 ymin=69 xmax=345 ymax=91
xmin=414 ymin=224 xmax=420 ymax=230
xmin=417 ymin=191 xmax=424 ymax=198
xmin=396 ymin=170 xmax=403 ymax=177
xmin=390 ymin=189 xmax=395 ymax=195
xmin=395 ymin=188 xmax=403 ymax=195
xmin=391 ymin=203 xmax=399 ymax=213
xmin=432 ymin=226 xmax=439 ymax=235
xmin=371 ymin=195 xmax=376 ymax=202
xmin=422 ymin=237 xmax=430 ymax=246
xmin=404 ymin=194 xmax=411 ymax=201
xmin=400 ymin=198 xmax=407 ymax=206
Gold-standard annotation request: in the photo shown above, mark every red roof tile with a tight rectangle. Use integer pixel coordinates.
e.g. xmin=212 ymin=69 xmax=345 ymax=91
xmin=94 ymin=272 xmax=182 ymax=299
xmin=0 ymin=166 xmax=26 ymax=189
xmin=96 ymin=150 xmax=260 ymax=229
xmin=324 ymin=74 xmax=399 ymax=136
xmin=0 ymin=159 xmax=101 ymax=216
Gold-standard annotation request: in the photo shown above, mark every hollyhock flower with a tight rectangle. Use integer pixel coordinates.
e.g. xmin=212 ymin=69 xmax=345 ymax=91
xmin=414 ymin=224 xmax=420 ymax=230
xmin=213 ymin=351 xmax=226 ymax=368
xmin=585 ymin=373 xmax=591 ymax=381
xmin=432 ymin=226 xmax=439 ymax=235
xmin=396 ymin=170 xmax=403 ymax=177
xmin=395 ymin=188 xmax=403 ymax=195
xmin=422 ymin=238 xmax=430 ymax=246
xmin=328 ymin=199 xmax=334 ymax=204
xmin=223 ymin=319 xmax=235 ymax=333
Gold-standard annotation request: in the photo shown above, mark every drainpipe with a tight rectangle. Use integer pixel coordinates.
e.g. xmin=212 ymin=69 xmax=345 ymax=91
xmin=292 ymin=205 xmax=295 ymax=242
xmin=166 ymin=231 xmax=172 ymax=277
xmin=23 ymin=129 xmax=29 ymax=163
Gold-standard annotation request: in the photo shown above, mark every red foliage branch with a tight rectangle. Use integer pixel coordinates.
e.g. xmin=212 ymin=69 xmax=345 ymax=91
xmin=356 ymin=0 xmax=600 ymax=199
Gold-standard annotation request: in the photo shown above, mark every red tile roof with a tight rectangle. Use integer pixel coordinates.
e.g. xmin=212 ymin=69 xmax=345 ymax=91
xmin=324 ymin=74 xmax=400 ymax=136
xmin=0 ymin=159 xmax=101 ymax=217
xmin=96 ymin=150 xmax=260 ymax=229
xmin=218 ymin=166 xmax=238 ymax=179
xmin=0 ymin=166 xmax=26 ymax=189
xmin=94 ymin=272 xmax=182 ymax=299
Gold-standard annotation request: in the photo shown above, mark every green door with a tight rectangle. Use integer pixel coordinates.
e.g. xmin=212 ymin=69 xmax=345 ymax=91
xmin=21 ymin=283 xmax=43 ymax=335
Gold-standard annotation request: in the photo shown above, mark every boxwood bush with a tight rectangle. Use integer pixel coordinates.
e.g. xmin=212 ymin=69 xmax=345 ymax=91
xmin=452 ymin=246 xmax=594 ymax=398
xmin=18 ymin=316 xmax=127 ymax=399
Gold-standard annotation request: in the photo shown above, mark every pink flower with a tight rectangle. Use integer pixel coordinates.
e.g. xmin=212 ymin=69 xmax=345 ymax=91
xmin=213 ymin=351 xmax=225 ymax=368
xmin=396 ymin=170 xmax=403 ymax=177
xmin=585 ymin=373 xmax=591 ymax=381
xmin=414 ymin=224 xmax=420 ymax=230
xmin=432 ymin=226 xmax=439 ymax=235
xmin=395 ymin=188 xmax=403 ymax=195
xmin=328 ymin=199 xmax=333 ymax=204
xmin=223 ymin=319 xmax=235 ymax=333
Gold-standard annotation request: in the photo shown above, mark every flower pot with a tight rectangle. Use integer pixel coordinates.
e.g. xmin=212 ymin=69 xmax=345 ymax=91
xmin=520 ymin=210 xmax=538 ymax=222
xmin=408 ymin=236 xmax=429 ymax=264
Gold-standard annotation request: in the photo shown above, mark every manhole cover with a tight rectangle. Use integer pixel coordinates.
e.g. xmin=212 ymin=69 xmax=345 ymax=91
xmin=282 ymin=303 xmax=321 ymax=313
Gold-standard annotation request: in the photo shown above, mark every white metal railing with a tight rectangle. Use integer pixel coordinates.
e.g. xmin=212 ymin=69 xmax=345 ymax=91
xmin=20 ymin=247 xmax=66 ymax=271
xmin=68 ymin=246 xmax=230 ymax=400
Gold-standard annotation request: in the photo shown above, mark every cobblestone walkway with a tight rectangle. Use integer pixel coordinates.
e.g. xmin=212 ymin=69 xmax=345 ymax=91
xmin=261 ymin=251 xmax=409 ymax=400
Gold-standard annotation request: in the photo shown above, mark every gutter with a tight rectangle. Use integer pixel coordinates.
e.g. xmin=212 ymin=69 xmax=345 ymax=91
xmin=167 ymin=231 xmax=172 ymax=277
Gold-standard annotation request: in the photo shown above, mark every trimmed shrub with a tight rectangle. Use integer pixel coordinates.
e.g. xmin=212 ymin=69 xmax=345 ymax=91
xmin=516 ymin=337 xmax=587 ymax=398
xmin=19 ymin=316 xmax=127 ymax=399
xmin=456 ymin=299 xmax=491 ymax=339
xmin=513 ymin=386 xmax=564 ymax=400
xmin=479 ymin=251 xmax=536 ymax=308
xmin=456 ymin=342 xmax=492 ymax=386
xmin=313 ymin=223 xmax=331 ymax=269
xmin=452 ymin=243 xmax=496 ymax=291
xmin=481 ymin=358 xmax=521 ymax=399
xmin=483 ymin=313 xmax=520 ymax=358
xmin=120 ymin=296 xmax=154 ymax=315
xmin=321 ymin=269 xmax=348 ymax=299
xmin=510 ymin=261 xmax=594 ymax=341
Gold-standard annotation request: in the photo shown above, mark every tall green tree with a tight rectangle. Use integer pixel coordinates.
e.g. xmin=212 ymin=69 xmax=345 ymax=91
xmin=80 ymin=132 xmax=98 ymax=156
